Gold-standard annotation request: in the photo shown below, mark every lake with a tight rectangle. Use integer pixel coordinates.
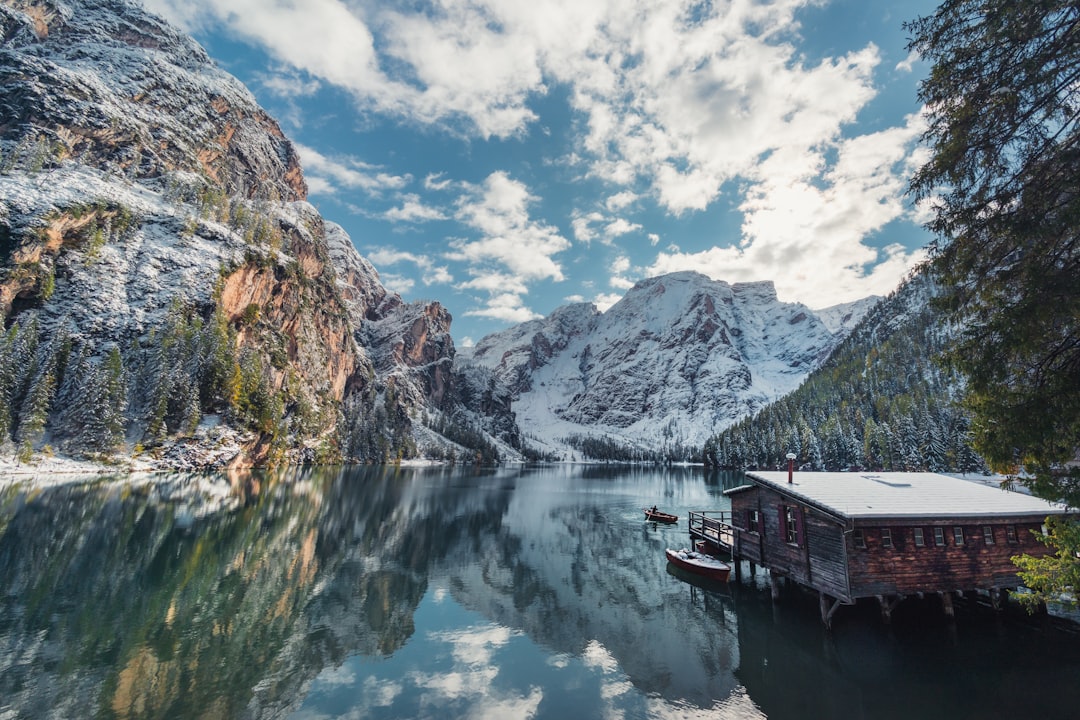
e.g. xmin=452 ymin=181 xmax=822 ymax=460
xmin=2 ymin=464 xmax=1079 ymax=719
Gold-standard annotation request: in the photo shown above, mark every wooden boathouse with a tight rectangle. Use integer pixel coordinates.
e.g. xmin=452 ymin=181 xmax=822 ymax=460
xmin=689 ymin=470 xmax=1070 ymax=626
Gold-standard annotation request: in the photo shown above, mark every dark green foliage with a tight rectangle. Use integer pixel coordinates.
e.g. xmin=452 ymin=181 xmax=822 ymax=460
xmin=0 ymin=318 xmax=71 ymax=460
xmin=0 ymin=318 xmax=37 ymax=442
xmin=132 ymin=298 xmax=284 ymax=444
xmin=907 ymin=0 xmax=1080 ymax=605
xmin=64 ymin=201 xmax=142 ymax=262
xmin=563 ymin=433 xmax=695 ymax=464
xmin=233 ymin=349 xmax=283 ymax=435
xmin=338 ymin=384 xmax=429 ymax=464
xmin=426 ymin=412 xmax=500 ymax=464
xmin=703 ymin=273 xmax=984 ymax=473
xmin=907 ymin=0 xmax=1080 ymax=494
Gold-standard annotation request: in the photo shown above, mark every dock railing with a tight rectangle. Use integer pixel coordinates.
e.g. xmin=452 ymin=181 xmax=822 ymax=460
xmin=688 ymin=510 xmax=735 ymax=554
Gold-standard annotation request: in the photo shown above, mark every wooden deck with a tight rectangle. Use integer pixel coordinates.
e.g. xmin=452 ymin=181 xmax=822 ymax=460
xmin=688 ymin=511 xmax=735 ymax=554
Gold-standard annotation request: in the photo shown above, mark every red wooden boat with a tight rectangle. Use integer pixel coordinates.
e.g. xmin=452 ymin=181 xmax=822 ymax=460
xmin=665 ymin=548 xmax=731 ymax=581
xmin=644 ymin=507 xmax=678 ymax=523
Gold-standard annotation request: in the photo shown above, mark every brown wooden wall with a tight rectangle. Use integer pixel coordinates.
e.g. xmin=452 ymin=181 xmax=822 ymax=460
xmin=730 ymin=487 xmax=849 ymax=599
xmin=846 ymin=517 xmax=1051 ymax=597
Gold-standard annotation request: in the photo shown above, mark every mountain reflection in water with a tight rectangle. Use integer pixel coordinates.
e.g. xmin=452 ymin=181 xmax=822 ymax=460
xmin=1 ymin=465 xmax=1078 ymax=719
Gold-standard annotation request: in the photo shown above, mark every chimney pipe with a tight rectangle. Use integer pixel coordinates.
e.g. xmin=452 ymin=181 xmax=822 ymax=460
xmin=786 ymin=452 xmax=796 ymax=483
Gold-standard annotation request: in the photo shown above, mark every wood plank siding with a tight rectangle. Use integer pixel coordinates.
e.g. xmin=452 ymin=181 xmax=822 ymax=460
xmin=730 ymin=487 xmax=850 ymax=599
xmin=845 ymin=517 xmax=1047 ymax=597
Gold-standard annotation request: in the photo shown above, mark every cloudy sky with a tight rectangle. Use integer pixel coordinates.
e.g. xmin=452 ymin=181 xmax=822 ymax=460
xmin=143 ymin=0 xmax=938 ymax=346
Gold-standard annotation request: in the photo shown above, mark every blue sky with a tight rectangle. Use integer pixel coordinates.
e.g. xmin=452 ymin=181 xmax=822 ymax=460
xmin=144 ymin=0 xmax=939 ymax=346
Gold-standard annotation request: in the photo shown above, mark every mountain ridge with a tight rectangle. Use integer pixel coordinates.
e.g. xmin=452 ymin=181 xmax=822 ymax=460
xmin=459 ymin=271 xmax=878 ymax=457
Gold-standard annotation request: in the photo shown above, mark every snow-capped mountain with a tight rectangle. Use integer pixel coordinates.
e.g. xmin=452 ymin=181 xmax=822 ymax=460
xmin=0 ymin=0 xmax=878 ymax=468
xmin=460 ymin=272 xmax=877 ymax=455
xmin=814 ymin=295 xmax=882 ymax=336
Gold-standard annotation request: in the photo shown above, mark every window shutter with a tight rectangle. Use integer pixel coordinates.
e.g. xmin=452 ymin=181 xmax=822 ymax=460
xmin=796 ymin=507 xmax=806 ymax=546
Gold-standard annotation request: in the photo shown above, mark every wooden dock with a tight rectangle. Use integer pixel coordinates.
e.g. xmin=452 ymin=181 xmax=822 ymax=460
xmin=688 ymin=510 xmax=735 ymax=554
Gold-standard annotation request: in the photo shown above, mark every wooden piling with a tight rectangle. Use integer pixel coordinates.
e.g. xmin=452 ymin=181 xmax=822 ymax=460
xmin=941 ymin=591 xmax=955 ymax=620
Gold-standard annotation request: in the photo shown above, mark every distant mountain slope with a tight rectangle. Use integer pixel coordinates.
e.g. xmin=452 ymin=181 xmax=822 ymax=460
xmin=460 ymin=271 xmax=876 ymax=457
xmin=704 ymin=269 xmax=985 ymax=473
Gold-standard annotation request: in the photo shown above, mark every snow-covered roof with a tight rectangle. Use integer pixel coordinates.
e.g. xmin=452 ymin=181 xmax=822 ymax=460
xmin=741 ymin=471 xmax=1069 ymax=520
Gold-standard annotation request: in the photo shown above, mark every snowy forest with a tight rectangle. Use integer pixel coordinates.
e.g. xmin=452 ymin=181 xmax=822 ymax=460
xmin=702 ymin=272 xmax=986 ymax=473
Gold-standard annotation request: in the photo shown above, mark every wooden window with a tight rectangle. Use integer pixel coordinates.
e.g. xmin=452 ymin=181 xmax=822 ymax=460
xmin=934 ymin=527 xmax=945 ymax=546
xmin=748 ymin=509 xmax=760 ymax=534
xmin=881 ymin=528 xmax=893 ymax=549
xmin=954 ymin=526 xmax=965 ymax=546
xmin=913 ymin=527 xmax=925 ymax=547
xmin=853 ymin=529 xmax=866 ymax=549
xmin=983 ymin=526 xmax=994 ymax=544
xmin=1006 ymin=525 xmax=1018 ymax=544
xmin=784 ymin=506 xmax=798 ymax=544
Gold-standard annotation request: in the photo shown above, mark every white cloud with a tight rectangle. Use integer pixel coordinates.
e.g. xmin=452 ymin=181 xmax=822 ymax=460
xmin=564 ymin=294 xmax=586 ymax=303
xmin=363 ymin=677 xmax=403 ymax=708
xmin=424 ymin=172 xmax=453 ymax=191
xmin=605 ymin=191 xmax=638 ymax=211
xmin=143 ymin=0 xmax=400 ymax=106
xmin=604 ymin=218 xmax=641 ymax=238
xmin=609 ymin=255 xmax=635 ymax=289
xmin=463 ymin=292 xmax=542 ymax=323
xmin=294 ymin=144 xmax=410 ymax=196
xmin=571 ymin=211 xmax=606 ymax=244
xmin=378 ymin=272 xmax=416 ymax=294
xmin=366 ymin=248 xmax=453 ymax=286
xmin=448 ymin=172 xmax=569 ymax=321
xmin=451 ymin=172 xmax=569 ymax=282
xmin=581 ymin=639 xmax=620 ymax=673
xmin=425 ymin=266 xmax=454 ymax=285
xmin=256 ymin=69 xmax=321 ymax=99
xmin=593 ymin=292 xmax=623 ymax=312
xmin=648 ymin=233 xmax=660 ymax=246
xmin=647 ymin=113 xmax=929 ymax=307
xmin=383 ymin=194 xmax=447 ymax=223
xmin=896 ymin=50 xmax=920 ymax=73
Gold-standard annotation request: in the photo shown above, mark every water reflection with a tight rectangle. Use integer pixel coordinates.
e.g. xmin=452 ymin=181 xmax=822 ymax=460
xmin=1 ymin=466 xmax=1078 ymax=720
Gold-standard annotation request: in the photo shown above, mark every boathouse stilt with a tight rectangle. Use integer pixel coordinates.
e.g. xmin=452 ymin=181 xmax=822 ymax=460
xmin=770 ymin=572 xmax=782 ymax=602
xmin=941 ymin=591 xmax=955 ymax=620
xmin=877 ymin=594 xmax=904 ymax=623
xmin=819 ymin=591 xmax=846 ymax=629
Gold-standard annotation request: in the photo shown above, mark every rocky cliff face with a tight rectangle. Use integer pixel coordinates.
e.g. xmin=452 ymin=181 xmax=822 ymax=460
xmin=0 ymin=0 xmax=305 ymax=202
xmin=0 ymin=0 xmax=503 ymax=468
xmin=459 ymin=271 xmax=875 ymax=455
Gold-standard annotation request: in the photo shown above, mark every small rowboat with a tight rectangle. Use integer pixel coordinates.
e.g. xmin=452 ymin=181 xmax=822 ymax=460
xmin=644 ymin=508 xmax=679 ymax=523
xmin=665 ymin=548 xmax=731 ymax=581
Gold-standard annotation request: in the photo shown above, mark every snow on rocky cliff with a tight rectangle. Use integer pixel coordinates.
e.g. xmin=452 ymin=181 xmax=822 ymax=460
xmin=0 ymin=0 xmax=507 ymax=468
xmin=461 ymin=271 xmax=875 ymax=454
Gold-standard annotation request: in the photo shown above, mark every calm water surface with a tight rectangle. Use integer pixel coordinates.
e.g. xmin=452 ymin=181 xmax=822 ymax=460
xmin=2 ymin=465 xmax=1079 ymax=719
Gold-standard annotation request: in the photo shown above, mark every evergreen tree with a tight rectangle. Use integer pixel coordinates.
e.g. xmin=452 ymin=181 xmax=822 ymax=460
xmin=80 ymin=346 xmax=129 ymax=453
xmin=907 ymin=0 xmax=1080 ymax=605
